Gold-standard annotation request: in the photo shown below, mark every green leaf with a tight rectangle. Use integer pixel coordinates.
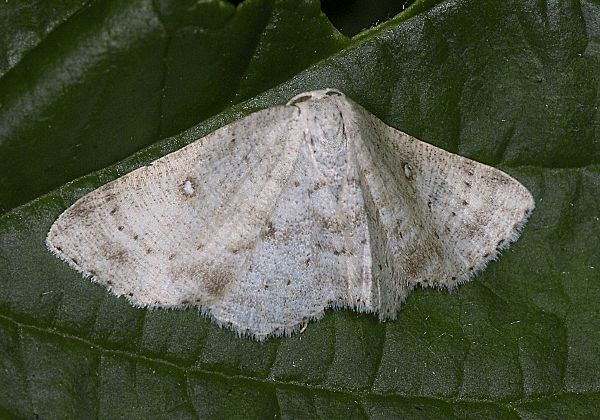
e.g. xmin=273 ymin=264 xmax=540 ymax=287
xmin=1 ymin=0 xmax=600 ymax=418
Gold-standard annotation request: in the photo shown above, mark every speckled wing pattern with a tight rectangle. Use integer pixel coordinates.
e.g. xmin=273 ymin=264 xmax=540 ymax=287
xmin=47 ymin=89 xmax=534 ymax=340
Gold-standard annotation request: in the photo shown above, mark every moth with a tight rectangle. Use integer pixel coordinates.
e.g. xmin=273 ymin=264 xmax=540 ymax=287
xmin=47 ymin=89 xmax=534 ymax=340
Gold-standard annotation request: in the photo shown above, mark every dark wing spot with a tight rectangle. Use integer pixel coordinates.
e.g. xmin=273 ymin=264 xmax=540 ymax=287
xmin=104 ymin=192 xmax=117 ymax=202
xmin=107 ymin=249 xmax=128 ymax=264
xmin=333 ymin=247 xmax=346 ymax=256
xmin=265 ymin=221 xmax=277 ymax=238
xmin=203 ymin=268 xmax=235 ymax=300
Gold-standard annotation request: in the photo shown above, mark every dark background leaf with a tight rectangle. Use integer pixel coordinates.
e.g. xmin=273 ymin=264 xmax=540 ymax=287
xmin=321 ymin=0 xmax=416 ymax=36
xmin=1 ymin=0 xmax=600 ymax=418
xmin=0 ymin=0 xmax=92 ymax=77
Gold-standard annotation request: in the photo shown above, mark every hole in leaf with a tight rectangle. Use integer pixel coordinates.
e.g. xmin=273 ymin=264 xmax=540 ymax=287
xmin=321 ymin=0 xmax=416 ymax=37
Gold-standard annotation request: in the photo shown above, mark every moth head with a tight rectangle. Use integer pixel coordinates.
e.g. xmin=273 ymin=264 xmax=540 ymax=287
xmin=287 ymin=89 xmax=347 ymax=154
xmin=286 ymin=88 xmax=344 ymax=105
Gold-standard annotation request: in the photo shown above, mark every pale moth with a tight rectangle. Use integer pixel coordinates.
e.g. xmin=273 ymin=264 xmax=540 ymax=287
xmin=47 ymin=89 xmax=534 ymax=340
